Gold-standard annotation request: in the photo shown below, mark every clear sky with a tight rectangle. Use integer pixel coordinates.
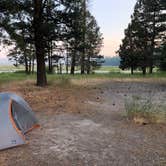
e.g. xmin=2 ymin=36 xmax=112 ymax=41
xmin=90 ymin=0 xmax=136 ymax=57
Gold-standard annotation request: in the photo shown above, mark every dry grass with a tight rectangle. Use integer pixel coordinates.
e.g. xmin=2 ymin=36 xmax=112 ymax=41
xmin=0 ymin=79 xmax=92 ymax=115
xmin=125 ymin=95 xmax=166 ymax=124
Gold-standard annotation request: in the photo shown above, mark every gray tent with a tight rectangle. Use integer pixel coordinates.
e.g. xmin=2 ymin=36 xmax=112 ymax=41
xmin=0 ymin=92 xmax=39 ymax=150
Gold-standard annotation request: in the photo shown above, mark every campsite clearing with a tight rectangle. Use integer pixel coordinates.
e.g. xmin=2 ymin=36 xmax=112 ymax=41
xmin=0 ymin=77 xmax=166 ymax=166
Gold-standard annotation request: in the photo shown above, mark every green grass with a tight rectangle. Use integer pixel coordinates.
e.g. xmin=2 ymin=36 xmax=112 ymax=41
xmin=0 ymin=65 xmax=166 ymax=78
xmin=97 ymin=66 xmax=166 ymax=75
xmin=0 ymin=72 xmax=35 ymax=84
xmin=0 ymin=65 xmax=24 ymax=71
xmin=96 ymin=66 xmax=121 ymax=72
xmin=0 ymin=67 xmax=165 ymax=85
xmin=0 ymin=66 xmax=166 ymax=83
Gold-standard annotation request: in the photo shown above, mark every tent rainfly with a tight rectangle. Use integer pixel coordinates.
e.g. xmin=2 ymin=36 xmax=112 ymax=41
xmin=0 ymin=92 xmax=39 ymax=150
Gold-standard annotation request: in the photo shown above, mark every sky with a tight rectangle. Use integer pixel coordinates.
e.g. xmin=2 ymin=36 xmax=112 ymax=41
xmin=90 ymin=0 xmax=136 ymax=57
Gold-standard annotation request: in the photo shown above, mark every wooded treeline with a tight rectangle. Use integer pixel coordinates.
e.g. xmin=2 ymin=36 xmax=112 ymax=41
xmin=118 ymin=0 xmax=166 ymax=75
xmin=0 ymin=0 xmax=103 ymax=86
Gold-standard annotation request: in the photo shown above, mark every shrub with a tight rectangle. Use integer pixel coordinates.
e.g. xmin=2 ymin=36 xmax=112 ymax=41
xmin=125 ymin=95 xmax=166 ymax=124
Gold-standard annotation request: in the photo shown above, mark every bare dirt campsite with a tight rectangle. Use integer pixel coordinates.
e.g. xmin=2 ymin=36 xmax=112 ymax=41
xmin=0 ymin=0 xmax=166 ymax=165
xmin=0 ymin=77 xmax=165 ymax=166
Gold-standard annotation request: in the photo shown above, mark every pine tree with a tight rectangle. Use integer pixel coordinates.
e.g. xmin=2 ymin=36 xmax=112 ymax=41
xmin=158 ymin=42 xmax=166 ymax=71
xmin=118 ymin=0 xmax=166 ymax=75
xmin=85 ymin=12 xmax=103 ymax=74
xmin=118 ymin=23 xmax=138 ymax=74
xmin=143 ymin=0 xmax=166 ymax=73
xmin=61 ymin=0 xmax=103 ymax=74
xmin=61 ymin=0 xmax=83 ymax=74
xmin=118 ymin=1 xmax=149 ymax=75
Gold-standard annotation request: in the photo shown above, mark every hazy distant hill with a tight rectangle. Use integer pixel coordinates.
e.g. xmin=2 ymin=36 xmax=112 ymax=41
xmin=103 ymin=56 xmax=120 ymax=66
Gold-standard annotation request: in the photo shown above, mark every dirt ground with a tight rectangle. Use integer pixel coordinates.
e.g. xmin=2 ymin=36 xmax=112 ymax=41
xmin=0 ymin=78 xmax=166 ymax=166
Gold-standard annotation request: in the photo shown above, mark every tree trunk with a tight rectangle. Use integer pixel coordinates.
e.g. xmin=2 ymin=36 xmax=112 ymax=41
xmin=28 ymin=58 xmax=32 ymax=74
xmin=131 ymin=67 xmax=134 ymax=75
xmin=87 ymin=55 xmax=90 ymax=74
xmin=32 ymin=53 xmax=35 ymax=74
xmin=71 ymin=52 xmax=76 ymax=75
xmin=149 ymin=66 xmax=153 ymax=74
xmin=149 ymin=46 xmax=154 ymax=75
xmin=34 ymin=0 xmax=47 ymax=86
xmin=48 ymin=52 xmax=52 ymax=73
xmin=66 ymin=52 xmax=69 ymax=74
xmin=36 ymin=53 xmax=47 ymax=85
xmin=142 ymin=67 xmax=146 ymax=75
xmin=60 ymin=63 xmax=62 ymax=74
xmin=24 ymin=54 xmax=29 ymax=74
xmin=48 ymin=42 xmax=53 ymax=73
xmin=80 ymin=53 xmax=85 ymax=74
xmin=50 ymin=43 xmax=53 ymax=73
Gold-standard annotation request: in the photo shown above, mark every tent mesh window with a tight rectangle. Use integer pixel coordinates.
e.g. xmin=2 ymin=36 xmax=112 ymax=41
xmin=11 ymin=100 xmax=37 ymax=134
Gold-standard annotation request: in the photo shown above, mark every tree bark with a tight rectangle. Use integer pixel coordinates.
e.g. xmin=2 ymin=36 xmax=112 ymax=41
xmin=28 ymin=58 xmax=32 ymax=74
xmin=32 ymin=52 xmax=35 ymax=74
xmin=24 ymin=53 xmax=29 ymax=74
xmin=87 ymin=54 xmax=91 ymax=74
xmin=66 ymin=51 xmax=69 ymax=74
xmin=131 ymin=67 xmax=134 ymax=75
xmin=149 ymin=66 xmax=153 ymax=74
xmin=34 ymin=0 xmax=47 ymax=86
xmin=60 ymin=63 xmax=62 ymax=74
xmin=48 ymin=41 xmax=53 ymax=73
xmin=81 ymin=52 xmax=85 ymax=74
xmin=70 ymin=51 xmax=76 ymax=75
xmin=142 ymin=67 xmax=146 ymax=75
xmin=48 ymin=51 xmax=52 ymax=73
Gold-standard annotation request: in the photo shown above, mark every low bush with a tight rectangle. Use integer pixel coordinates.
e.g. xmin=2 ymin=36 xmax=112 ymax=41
xmin=125 ymin=95 xmax=166 ymax=124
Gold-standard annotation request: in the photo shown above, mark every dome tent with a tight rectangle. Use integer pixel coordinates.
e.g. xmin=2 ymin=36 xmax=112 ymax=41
xmin=0 ymin=92 xmax=39 ymax=150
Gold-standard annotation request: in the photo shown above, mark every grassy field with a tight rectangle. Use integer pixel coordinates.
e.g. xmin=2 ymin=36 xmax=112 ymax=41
xmin=97 ymin=66 xmax=121 ymax=72
xmin=99 ymin=66 xmax=160 ymax=73
xmin=0 ymin=69 xmax=166 ymax=84
xmin=0 ymin=65 xmax=24 ymax=72
xmin=0 ymin=64 xmax=165 ymax=74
